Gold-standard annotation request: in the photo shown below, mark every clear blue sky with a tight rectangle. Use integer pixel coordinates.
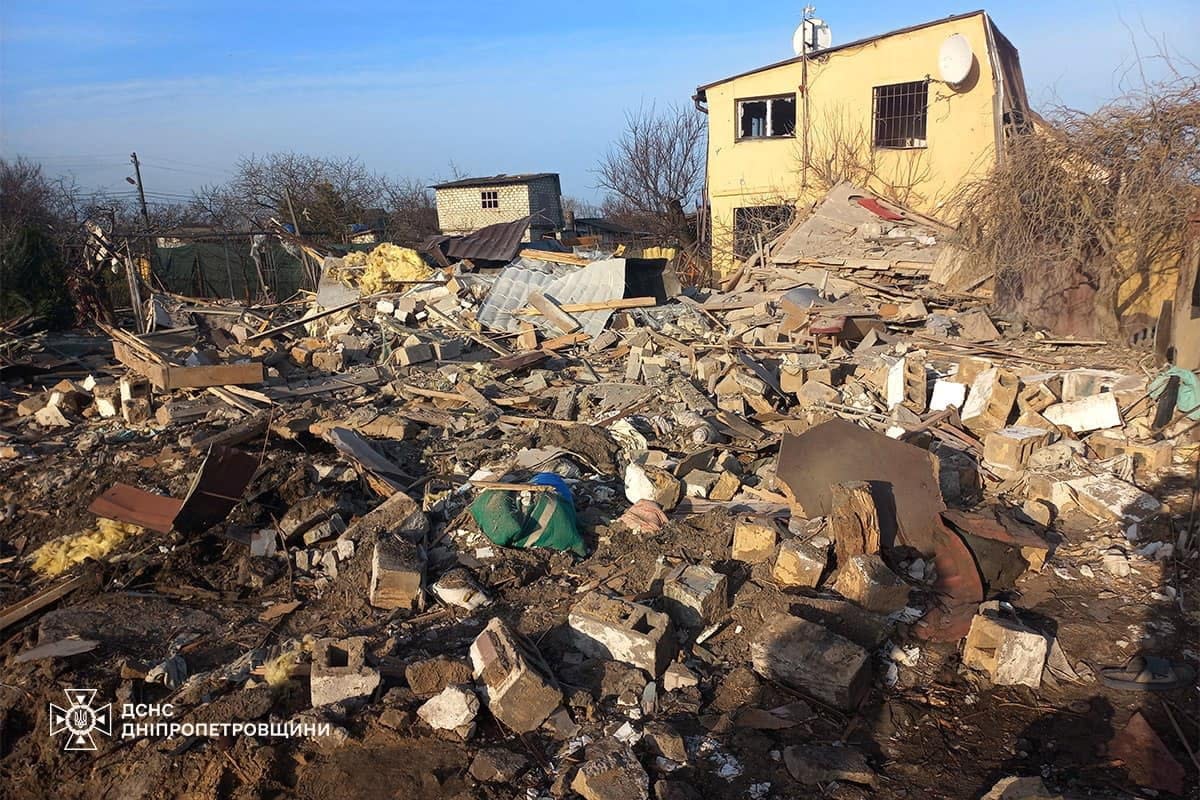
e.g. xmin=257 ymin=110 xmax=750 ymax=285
xmin=2 ymin=1 xmax=1196 ymax=205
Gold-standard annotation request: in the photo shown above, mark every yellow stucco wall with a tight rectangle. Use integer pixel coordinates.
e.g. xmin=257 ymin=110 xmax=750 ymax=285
xmin=702 ymin=13 xmax=1001 ymax=274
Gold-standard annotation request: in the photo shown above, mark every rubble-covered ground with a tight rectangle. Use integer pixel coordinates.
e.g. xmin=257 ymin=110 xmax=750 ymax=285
xmin=1 ymin=210 xmax=1197 ymax=800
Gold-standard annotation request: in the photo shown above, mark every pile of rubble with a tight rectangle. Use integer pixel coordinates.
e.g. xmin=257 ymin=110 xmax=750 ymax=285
xmin=1 ymin=189 xmax=1196 ymax=799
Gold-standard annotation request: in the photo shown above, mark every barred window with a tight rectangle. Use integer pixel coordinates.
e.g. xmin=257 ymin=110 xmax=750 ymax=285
xmin=481 ymin=190 xmax=499 ymax=209
xmin=873 ymin=81 xmax=928 ymax=148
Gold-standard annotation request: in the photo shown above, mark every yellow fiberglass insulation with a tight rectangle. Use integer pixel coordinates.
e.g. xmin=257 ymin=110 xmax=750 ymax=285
xmin=31 ymin=518 xmax=145 ymax=576
xmin=358 ymin=244 xmax=432 ymax=293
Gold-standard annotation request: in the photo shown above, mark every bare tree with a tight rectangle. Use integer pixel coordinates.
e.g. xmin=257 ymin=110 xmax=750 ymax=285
xmin=594 ymin=104 xmax=706 ymax=248
xmin=213 ymin=153 xmax=385 ymax=240
xmin=380 ymin=177 xmax=438 ymax=247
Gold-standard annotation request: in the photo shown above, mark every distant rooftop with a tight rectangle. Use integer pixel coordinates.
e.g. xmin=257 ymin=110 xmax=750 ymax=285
xmin=431 ymin=172 xmax=558 ymax=190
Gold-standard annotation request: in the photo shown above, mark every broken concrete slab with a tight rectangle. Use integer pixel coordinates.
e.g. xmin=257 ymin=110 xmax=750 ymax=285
xmin=417 ymin=684 xmax=479 ymax=739
xmin=784 ymin=744 xmax=876 ymax=786
xmin=1043 ymin=392 xmax=1122 ymax=433
xmin=571 ymin=743 xmax=650 ymax=800
xmin=1062 ymin=474 xmax=1163 ymax=523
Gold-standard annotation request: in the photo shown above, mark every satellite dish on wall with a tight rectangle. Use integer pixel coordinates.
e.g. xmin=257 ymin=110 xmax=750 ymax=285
xmin=938 ymin=33 xmax=974 ymax=85
xmin=792 ymin=17 xmax=832 ymax=56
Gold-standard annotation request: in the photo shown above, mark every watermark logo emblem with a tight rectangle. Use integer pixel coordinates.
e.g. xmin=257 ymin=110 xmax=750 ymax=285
xmin=49 ymin=689 xmax=112 ymax=751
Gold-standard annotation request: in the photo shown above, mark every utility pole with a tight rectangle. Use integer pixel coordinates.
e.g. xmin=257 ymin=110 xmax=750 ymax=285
xmin=129 ymin=152 xmax=151 ymax=228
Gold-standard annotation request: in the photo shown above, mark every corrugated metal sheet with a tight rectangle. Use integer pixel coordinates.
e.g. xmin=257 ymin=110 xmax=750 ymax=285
xmin=446 ymin=216 xmax=532 ymax=263
xmin=540 ymin=258 xmax=626 ymax=338
xmin=477 ymin=259 xmax=568 ymax=333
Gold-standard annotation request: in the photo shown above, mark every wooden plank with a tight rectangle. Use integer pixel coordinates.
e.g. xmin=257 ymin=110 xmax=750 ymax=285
xmin=541 ymin=333 xmax=590 ymax=351
xmin=163 ymin=362 xmax=263 ymax=390
xmin=518 ymin=248 xmax=590 ymax=266
xmin=189 ymin=410 xmax=271 ymax=453
xmin=0 ymin=576 xmax=86 ymax=631
xmin=244 ymin=299 xmax=362 ymax=343
xmin=527 ymin=291 xmax=580 ymax=334
xmin=516 ymin=297 xmax=657 ymax=315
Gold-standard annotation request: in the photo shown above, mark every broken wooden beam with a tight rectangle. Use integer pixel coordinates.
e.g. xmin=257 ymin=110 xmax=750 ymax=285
xmin=0 ymin=576 xmax=86 ymax=631
xmin=526 ymin=291 xmax=581 ymax=335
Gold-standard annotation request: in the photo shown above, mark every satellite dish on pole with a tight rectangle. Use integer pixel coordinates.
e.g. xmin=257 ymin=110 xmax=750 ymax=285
xmin=938 ymin=33 xmax=974 ymax=85
xmin=792 ymin=17 xmax=832 ymax=56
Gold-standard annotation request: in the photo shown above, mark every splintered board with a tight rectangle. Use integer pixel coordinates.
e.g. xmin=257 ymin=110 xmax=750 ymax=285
xmin=112 ymin=340 xmax=264 ymax=390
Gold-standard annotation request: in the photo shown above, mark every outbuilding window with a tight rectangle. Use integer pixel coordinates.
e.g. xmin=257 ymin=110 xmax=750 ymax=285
xmin=737 ymin=95 xmax=796 ymax=139
xmin=481 ymin=190 xmax=499 ymax=209
xmin=872 ymin=81 xmax=928 ymax=148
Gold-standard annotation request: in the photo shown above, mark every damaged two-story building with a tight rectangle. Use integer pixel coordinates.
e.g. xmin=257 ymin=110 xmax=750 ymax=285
xmin=695 ymin=10 xmax=1031 ymax=274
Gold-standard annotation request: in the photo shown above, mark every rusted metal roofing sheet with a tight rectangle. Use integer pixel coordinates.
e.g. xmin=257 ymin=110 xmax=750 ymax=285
xmin=446 ymin=216 xmax=532 ymax=263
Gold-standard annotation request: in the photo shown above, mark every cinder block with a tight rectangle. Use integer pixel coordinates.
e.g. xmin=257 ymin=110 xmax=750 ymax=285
xmin=369 ymin=537 xmax=425 ymax=611
xmin=662 ymin=564 xmax=728 ymax=630
xmin=750 ymin=614 xmax=872 ymax=710
xmin=962 ymin=614 xmax=1049 ymax=688
xmin=1061 ymin=368 xmax=1120 ymax=401
xmin=395 ymin=343 xmax=433 ymax=366
xmin=982 ymin=426 xmax=1053 ymax=476
xmin=772 ymin=539 xmax=827 ymax=588
xmin=568 ymin=593 xmax=676 ymax=677
xmin=92 ymin=381 xmax=121 ymax=418
xmin=961 ymin=368 xmax=1019 ymax=435
xmin=469 ymin=617 xmax=562 ymax=733
xmin=833 ymin=554 xmax=910 ymax=613
xmin=310 ymin=636 xmax=381 ymax=706
xmin=732 ymin=517 xmax=779 ymax=562
xmin=1017 ymin=381 xmax=1059 ymax=414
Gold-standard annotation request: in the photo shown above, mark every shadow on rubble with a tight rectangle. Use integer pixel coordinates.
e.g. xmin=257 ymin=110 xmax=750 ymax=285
xmin=962 ymin=467 xmax=1197 ymax=798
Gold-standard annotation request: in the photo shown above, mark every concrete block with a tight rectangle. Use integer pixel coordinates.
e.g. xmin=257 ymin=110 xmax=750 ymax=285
xmin=1043 ymin=393 xmax=1121 ymax=433
xmin=469 ymin=618 xmax=562 ymax=733
xmin=750 ymin=614 xmax=872 ymax=709
xmin=962 ymin=614 xmax=1049 ymax=688
xmin=707 ymin=471 xmax=741 ymax=502
xmin=731 ymin=517 xmax=778 ymax=562
xmin=310 ymin=637 xmax=381 ymax=706
xmin=568 ymin=593 xmax=676 ymax=677
xmin=395 ymin=343 xmax=433 ymax=366
xmin=662 ymin=564 xmax=728 ymax=630
xmin=369 ymin=537 xmax=425 ymax=611
xmin=929 ymin=379 xmax=967 ymax=411
xmin=982 ymin=426 xmax=1053 ymax=476
xmin=311 ymin=349 xmax=345 ymax=373
xmin=1087 ymin=432 xmax=1173 ymax=473
xmin=1063 ymin=474 xmax=1162 ymax=522
xmin=885 ymin=355 xmax=927 ymax=412
xmin=833 ymin=554 xmax=910 ymax=613
xmin=961 ymin=368 xmax=1019 ymax=435
xmin=1017 ymin=381 xmax=1059 ymax=414
xmin=92 ymin=381 xmax=121 ymax=418
xmin=772 ymin=539 xmax=827 ymax=588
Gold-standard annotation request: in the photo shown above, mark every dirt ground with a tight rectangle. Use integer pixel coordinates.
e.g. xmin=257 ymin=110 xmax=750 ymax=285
xmin=0 ymin=330 xmax=1197 ymax=800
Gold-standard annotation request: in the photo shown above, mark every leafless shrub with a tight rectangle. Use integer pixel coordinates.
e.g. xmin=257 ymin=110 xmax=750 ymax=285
xmin=951 ymin=75 xmax=1200 ymax=334
xmin=800 ymin=105 xmax=932 ymax=207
